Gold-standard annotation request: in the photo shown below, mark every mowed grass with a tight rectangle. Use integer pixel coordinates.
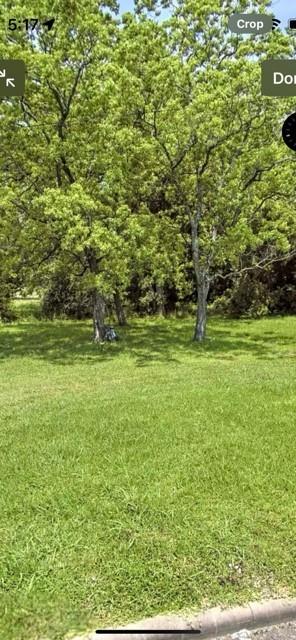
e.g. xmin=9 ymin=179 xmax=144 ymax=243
xmin=0 ymin=307 xmax=296 ymax=640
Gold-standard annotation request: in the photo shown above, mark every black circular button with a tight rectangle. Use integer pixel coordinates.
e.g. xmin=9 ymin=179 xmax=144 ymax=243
xmin=282 ymin=112 xmax=296 ymax=151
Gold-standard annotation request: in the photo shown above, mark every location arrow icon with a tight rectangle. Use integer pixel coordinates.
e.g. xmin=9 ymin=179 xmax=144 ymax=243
xmin=42 ymin=18 xmax=55 ymax=31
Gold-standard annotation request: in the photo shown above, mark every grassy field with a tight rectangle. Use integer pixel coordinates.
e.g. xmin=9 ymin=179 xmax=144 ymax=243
xmin=1 ymin=305 xmax=296 ymax=640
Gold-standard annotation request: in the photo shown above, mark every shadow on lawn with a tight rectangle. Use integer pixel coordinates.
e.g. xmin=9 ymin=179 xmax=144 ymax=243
xmin=0 ymin=316 xmax=295 ymax=366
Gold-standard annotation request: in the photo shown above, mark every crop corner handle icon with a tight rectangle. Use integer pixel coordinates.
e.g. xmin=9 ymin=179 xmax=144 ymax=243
xmin=0 ymin=60 xmax=26 ymax=96
xmin=282 ymin=112 xmax=296 ymax=150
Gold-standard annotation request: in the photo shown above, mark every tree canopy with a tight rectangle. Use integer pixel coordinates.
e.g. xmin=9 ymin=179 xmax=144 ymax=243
xmin=1 ymin=0 xmax=295 ymax=339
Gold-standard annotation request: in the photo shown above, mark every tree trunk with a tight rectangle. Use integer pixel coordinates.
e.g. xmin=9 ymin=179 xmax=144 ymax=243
xmin=155 ymin=283 xmax=166 ymax=316
xmin=92 ymin=289 xmax=106 ymax=342
xmin=194 ymin=268 xmax=210 ymax=342
xmin=190 ymin=209 xmax=210 ymax=342
xmin=114 ymin=290 xmax=127 ymax=326
xmin=190 ymin=176 xmax=212 ymax=341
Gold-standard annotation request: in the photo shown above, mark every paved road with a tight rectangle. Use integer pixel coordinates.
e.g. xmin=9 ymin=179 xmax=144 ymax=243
xmin=222 ymin=622 xmax=296 ymax=640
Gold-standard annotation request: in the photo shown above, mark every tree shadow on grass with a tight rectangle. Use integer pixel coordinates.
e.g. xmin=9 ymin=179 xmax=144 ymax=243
xmin=0 ymin=316 xmax=295 ymax=367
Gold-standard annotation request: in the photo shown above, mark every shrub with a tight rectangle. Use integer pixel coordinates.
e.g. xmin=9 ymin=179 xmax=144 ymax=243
xmin=41 ymin=273 xmax=93 ymax=319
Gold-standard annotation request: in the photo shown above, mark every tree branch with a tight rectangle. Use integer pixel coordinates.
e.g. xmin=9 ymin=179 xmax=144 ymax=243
xmin=214 ymin=249 xmax=296 ymax=281
xmin=243 ymin=159 xmax=296 ymax=191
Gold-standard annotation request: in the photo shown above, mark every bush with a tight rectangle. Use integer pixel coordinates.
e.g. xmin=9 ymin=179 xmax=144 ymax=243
xmin=229 ymin=275 xmax=269 ymax=318
xmin=41 ymin=273 xmax=93 ymax=319
xmin=269 ymin=285 xmax=296 ymax=315
xmin=0 ymin=300 xmax=16 ymax=322
xmin=211 ymin=274 xmax=269 ymax=319
xmin=0 ymin=285 xmax=16 ymax=322
xmin=212 ymin=261 xmax=296 ymax=319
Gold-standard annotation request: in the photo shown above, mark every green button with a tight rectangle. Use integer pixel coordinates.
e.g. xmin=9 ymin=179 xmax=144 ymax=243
xmin=0 ymin=60 xmax=25 ymax=96
xmin=262 ymin=60 xmax=296 ymax=96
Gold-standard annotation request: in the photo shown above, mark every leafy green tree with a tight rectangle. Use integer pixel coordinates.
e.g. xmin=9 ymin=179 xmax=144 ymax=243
xmin=0 ymin=188 xmax=22 ymax=320
xmin=1 ymin=0 xmax=296 ymax=344
xmin=121 ymin=0 xmax=296 ymax=340
xmin=0 ymin=1 xmax=139 ymax=339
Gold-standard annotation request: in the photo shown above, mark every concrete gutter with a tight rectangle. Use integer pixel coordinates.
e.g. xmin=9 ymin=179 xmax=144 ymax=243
xmin=71 ymin=598 xmax=296 ymax=640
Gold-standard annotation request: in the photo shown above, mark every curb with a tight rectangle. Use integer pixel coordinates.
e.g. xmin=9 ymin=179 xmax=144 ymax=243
xmin=71 ymin=598 xmax=296 ymax=640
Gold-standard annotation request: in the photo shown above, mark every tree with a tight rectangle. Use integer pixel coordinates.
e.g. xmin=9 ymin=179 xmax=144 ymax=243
xmin=1 ymin=0 xmax=190 ymax=340
xmin=0 ymin=188 xmax=23 ymax=320
xmin=1 ymin=0 xmax=295 ymax=343
xmin=0 ymin=0 xmax=145 ymax=339
xmin=121 ymin=0 xmax=296 ymax=340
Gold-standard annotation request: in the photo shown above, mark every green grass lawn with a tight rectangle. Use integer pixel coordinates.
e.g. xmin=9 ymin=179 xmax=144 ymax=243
xmin=1 ymin=308 xmax=296 ymax=640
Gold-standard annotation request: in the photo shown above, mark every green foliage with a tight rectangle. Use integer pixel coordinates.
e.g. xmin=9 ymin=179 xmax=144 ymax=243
xmin=41 ymin=271 xmax=93 ymax=319
xmin=270 ymin=285 xmax=296 ymax=315
xmin=0 ymin=0 xmax=295 ymax=337
xmin=211 ymin=254 xmax=296 ymax=318
xmin=0 ymin=287 xmax=16 ymax=322
xmin=226 ymin=275 xmax=270 ymax=318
